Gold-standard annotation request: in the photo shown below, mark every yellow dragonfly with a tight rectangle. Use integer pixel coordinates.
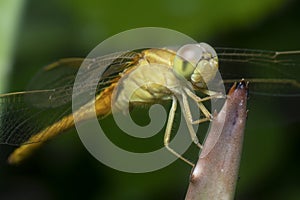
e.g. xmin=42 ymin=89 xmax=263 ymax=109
xmin=0 ymin=43 xmax=299 ymax=166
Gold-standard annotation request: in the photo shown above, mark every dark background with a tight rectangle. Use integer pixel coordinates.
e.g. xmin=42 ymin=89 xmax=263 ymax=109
xmin=1 ymin=0 xmax=300 ymax=199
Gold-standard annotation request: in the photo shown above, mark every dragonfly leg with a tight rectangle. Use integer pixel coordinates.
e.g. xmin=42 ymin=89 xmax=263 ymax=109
xmin=181 ymin=93 xmax=203 ymax=149
xmin=185 ymin=88 xmax=225 ymax=103
xmin=197 ymin=88 xmax=226 ymax=98
xmin=184 ymin=89 xmax=212 ymax=124
xmin=184 ymin=88 xmax=225 ymax=124
xmin=164 ymin=96 xmax=195 ymax=167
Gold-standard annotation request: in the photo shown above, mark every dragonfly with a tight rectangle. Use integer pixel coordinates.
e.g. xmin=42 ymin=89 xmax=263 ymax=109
xmin=0 ymin=43 xmax=299 ymax=166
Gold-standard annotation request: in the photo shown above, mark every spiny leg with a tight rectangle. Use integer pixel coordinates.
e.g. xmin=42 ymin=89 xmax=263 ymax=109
xmin=180 ymin=88 xmax=225 ymax=148
xmin=184 ymin=88 xmax=225 ymax=124
xmin=197 ymin=88 xmax=226 ymax=98
xmin=181 ymin=93 xmax=203 ymax=149
xmin=183 ymin=88 xmax=211 ymax=124
xmin=164 ymin=96 xmax=194 ymax=167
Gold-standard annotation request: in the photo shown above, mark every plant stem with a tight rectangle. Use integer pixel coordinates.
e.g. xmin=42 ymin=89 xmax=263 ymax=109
xmin=185 ymin=81 xmax=248 ymax=200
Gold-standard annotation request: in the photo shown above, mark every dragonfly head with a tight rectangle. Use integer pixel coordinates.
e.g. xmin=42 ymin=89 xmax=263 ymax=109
xmin=173 ymin=43 xmax=219 ymax=88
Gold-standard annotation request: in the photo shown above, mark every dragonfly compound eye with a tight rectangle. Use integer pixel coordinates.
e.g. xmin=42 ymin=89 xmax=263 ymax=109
xmin=173 ymin=43 xmax=219 ymax=87
xmin=197 ymin=42 xmax=217 ymax=58
xmin=173 ymin=44 xmax=203 ymax=79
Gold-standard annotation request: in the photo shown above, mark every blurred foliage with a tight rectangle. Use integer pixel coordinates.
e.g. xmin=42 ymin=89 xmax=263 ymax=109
xmin=0 ymin=0 xmax=24 ymax=92
xmin=1 ymin=0 xmax=300 ymax=200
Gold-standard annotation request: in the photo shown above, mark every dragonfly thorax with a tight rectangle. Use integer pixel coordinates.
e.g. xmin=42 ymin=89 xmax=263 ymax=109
xmin=173 ymin=43 xmax=219 ymax=88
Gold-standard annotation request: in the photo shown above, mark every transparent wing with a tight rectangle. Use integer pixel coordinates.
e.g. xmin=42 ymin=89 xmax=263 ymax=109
xmin=215 ymin=47 xmax=300 ymax=96
xmin=0 ymin=51 xmax=139 ymax=145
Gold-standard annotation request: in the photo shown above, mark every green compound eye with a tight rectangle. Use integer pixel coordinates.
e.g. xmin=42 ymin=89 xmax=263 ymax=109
xmin=173 ymin=44 xmax=203 ymax=79
xmin=173 ymin=43 xmax=219 ymax=87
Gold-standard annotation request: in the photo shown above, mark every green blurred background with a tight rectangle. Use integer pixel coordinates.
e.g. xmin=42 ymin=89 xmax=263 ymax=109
xmin=1 ymin=0 xmax=300 ymax=199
